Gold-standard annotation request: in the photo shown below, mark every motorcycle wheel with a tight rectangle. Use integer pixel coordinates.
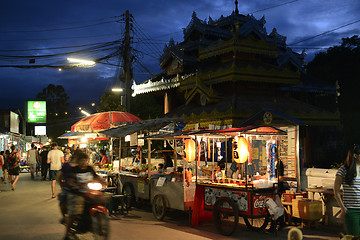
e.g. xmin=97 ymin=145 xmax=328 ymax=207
xmin=91 ymin=212 xmax=109 ymax=240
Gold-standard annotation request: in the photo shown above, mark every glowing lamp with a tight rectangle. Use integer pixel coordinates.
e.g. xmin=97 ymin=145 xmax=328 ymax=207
xmin=184 ymin=139 xmax=196 ymax=162
xmin=233 ymin=136 xmax=249 ymax=163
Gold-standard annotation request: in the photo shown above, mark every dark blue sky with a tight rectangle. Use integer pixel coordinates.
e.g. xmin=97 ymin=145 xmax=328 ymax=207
xmin=1 ymin=0 xmax=359 ymax=114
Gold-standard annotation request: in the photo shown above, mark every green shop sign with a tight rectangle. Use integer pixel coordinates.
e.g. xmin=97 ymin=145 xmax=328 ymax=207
xmin=27 ymin=101 xmax=46 ymax=123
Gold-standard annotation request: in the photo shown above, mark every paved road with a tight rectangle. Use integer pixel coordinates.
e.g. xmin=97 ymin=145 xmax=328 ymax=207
xmin=0 ymin=172 xmax=342 ymax=240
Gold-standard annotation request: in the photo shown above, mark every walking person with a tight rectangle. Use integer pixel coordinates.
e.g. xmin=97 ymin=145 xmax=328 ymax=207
xmin=40 ymin=146 xmax=49 ymax=181
xmin=3 ymin=150 xmax=10 ymax=184
xmin=47 ymin=142 xmax=64 ymax=198
xmin=1 ymin=151 xmax=8 ymax=184
xmin=8 ymin=145 xmax=20 ymax=191
xmin=0 ymin=151 xmax=4 ymax=183
xmin=334 ymin=144 xmax=360 ymax=236
xmin=27 ymin=143 xmax=38 ymax=180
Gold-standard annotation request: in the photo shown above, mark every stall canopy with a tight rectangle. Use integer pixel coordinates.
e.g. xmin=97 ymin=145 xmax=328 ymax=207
xmin=71 ymin=111 xmax=141 ymax=132
xmin=99 ymin=117 xmax=183 ymax=138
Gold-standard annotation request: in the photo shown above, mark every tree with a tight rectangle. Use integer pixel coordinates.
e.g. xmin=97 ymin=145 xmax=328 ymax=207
xmin=36 ymin=84 xmax=70 ymax=141
xmin=97 ymin=91 xmax=163 ymax=120
xmin=97 ymin=91 xmax=126 ymax=112
xmin=307 ymin=35 xmax=360 ymax=146
xmin=130 ymin=94 xmax=163 ymax=120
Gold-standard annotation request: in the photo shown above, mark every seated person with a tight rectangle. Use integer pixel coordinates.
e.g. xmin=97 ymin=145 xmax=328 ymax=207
xmin=201 ymin=161 xmax=225 ymax=180
xmin=158 ymin=163 xmax=164 ymax=173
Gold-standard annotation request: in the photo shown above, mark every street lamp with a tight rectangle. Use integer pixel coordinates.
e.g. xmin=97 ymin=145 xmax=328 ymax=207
xmin=67 ymin=57 xmax=96 ymax=66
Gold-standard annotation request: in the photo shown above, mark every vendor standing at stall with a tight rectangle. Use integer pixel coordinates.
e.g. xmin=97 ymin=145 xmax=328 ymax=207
xmin=163 ymin=152 xmax=173 ymax=170
xmin=95 ymin=149 xmax=109 ymax=168
xmin=131 ymin=152 xmax=145 ymax=166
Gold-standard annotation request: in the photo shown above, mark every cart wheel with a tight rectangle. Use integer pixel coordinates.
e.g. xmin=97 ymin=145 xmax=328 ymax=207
xmin=213 ymin=197 xmax=239 ymax=236
xmin=243 ymin=216 xmax=269 ymax=231
xmin=152 ymin=194 xmax=167 ymax=221
xmin=122 ymin=183 xmax=135 ymax=208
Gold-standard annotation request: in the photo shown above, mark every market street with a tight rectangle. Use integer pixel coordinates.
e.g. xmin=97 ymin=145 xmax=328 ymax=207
xmin=0 ymin=172 xmax=341 ymax=240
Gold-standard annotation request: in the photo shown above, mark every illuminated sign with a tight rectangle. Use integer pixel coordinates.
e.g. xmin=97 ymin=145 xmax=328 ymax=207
xmin=27 ymin=101 xmax=46 ymax=123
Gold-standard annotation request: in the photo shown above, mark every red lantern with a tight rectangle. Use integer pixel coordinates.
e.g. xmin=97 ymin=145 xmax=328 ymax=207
xmin=233 ymin=136 xmax=249 ymax=163
xmin=184 ymin=139 xmax=196 ymax=162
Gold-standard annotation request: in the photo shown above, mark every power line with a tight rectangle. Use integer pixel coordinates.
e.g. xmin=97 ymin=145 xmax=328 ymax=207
xmin=0 ymin=33 xmax=121 ymax=42
xmin=0 ymin=40 xmax=121 ymax=52
xmin=0 ymin=20 xmax=121 ymax=33
xmin=289 ymin=18 xmax=360 ymax=45
xmin=0 ymin=15 xmax=122 ymax=29
xmin=250 ymin=0 xmax=299 ymax=14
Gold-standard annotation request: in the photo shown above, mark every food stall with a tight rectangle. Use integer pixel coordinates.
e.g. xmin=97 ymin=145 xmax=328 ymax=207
xmin=181 ymin=126 xmax=290 ymax=235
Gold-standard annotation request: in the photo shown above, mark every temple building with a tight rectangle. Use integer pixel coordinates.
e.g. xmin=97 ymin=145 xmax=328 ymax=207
xmin=132 ymin=2 xmax=340 ymax=168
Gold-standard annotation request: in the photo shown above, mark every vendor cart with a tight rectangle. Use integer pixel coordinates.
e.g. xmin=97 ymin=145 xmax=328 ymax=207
xmin=150 ymin=174 xmax=196 ymax=220
xmin=119 ymin=171 xmax=150 ymax=206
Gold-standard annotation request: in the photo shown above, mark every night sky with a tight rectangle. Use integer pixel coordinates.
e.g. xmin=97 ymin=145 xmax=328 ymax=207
xmin=1 ymin=0 xmax=359 ymax=114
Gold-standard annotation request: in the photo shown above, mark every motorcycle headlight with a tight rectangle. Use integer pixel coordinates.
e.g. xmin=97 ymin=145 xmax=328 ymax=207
xmin=87 ymin=182 xmax=103 ymax=191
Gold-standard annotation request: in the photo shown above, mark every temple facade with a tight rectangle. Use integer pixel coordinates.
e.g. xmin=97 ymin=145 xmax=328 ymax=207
xmin=132 ymin=4 xmax=340 ymax=168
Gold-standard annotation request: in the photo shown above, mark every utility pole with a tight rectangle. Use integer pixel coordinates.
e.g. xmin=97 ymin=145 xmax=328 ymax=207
xmin=123 ymin=10 xmax=132 ymax=113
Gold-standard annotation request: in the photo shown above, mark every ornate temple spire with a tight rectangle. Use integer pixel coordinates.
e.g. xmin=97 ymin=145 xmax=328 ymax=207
xmin=235 ymin=0 xmax=239 ymax=14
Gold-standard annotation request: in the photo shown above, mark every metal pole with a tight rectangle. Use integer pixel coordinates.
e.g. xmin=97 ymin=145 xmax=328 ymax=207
xmin=124 ymin=10 xmax=132 ymax=112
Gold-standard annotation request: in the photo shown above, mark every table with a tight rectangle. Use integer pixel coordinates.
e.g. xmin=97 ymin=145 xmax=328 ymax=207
xmin=282 ymin=201 xmax=293 ymax=225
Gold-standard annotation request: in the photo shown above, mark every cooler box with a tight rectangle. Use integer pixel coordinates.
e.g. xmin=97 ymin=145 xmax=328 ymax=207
xmin=293 ymin=199 xmax=322 ymax=220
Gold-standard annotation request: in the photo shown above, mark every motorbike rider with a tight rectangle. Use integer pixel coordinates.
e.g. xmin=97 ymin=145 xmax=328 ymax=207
xmin=63 ymin=151 xmax=104 ymax=240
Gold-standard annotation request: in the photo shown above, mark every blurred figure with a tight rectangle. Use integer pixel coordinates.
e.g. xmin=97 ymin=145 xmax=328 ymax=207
xmin=89 ymin=148 xmax=99 ymax=164
xmin=47 ymin=142 xmax=64 ymax=198
xmin=63 ymin=148 xmax=71 ymax=163
xmin=63 ymin=151 xmax=103 ymax=240
xmin=0 ymin=151 xmax=4 ymax=183
xmin=40 ymin=146 xmax=50 ymax=181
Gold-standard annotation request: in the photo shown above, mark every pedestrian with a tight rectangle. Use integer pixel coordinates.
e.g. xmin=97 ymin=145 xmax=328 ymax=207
xmin=8 ymin=145 xmax=21 ymax=191
xmin=27 ymin=143 xmax=39 ymax=180
xmin=47 ymin=142 xmax=64 ymax=198
xmin=1 ymin=151 xmax=8 ymax=184
xmin=267 ymin=150 xmax=287 ymax=233
xmin=334 ymin=144 xmax=360 ymax=236
xmin=63 ymin=147 xmax=71 ymax=163
xmin=3 ymin=150 xmax=10 ymax=184
xmin=40 ymin=146 xmax=49 ymax=181
xmin=35 ymin=146 xmax=41 ymax=177
xmin=0 ymin=151 xmax=4 ymax=183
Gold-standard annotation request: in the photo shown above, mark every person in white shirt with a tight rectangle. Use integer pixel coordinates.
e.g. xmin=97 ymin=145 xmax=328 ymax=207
xmin=27 ymin=143 xmax=38 ymax=180
xmin=47 ymin=142 xmax=64 ymax=198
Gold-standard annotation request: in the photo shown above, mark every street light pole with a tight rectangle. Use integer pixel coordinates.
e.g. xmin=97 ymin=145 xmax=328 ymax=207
xmin=123 ymin=10 xmax=132 ymax=113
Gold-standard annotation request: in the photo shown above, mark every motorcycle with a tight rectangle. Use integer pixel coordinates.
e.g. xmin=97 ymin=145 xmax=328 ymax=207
xmin=65 ymin=180 xmax=110 ymax=240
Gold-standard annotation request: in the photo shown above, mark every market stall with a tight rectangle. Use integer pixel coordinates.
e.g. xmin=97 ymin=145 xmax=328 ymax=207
xmin=180 ymin=126 xmax=290 ymax=235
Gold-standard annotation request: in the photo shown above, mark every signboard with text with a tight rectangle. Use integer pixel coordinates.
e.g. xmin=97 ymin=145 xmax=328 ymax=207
xmin=27 ymin=101 xmax=46 ymax=123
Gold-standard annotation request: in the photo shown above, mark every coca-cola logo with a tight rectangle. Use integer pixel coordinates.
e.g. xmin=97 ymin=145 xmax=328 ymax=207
xmin=254 ymin=199 xmax=265 ymax=208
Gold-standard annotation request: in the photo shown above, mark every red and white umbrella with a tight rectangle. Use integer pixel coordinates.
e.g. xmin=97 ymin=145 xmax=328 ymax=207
xmin=71 ymin=111 xmax=141 ymax=132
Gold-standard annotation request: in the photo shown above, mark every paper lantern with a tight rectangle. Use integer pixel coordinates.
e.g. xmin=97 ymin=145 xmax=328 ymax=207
xmin=233 ymin=136 xmax=249 ymax=163
xmin=184 ymin=139 xmax=196 ymax=162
